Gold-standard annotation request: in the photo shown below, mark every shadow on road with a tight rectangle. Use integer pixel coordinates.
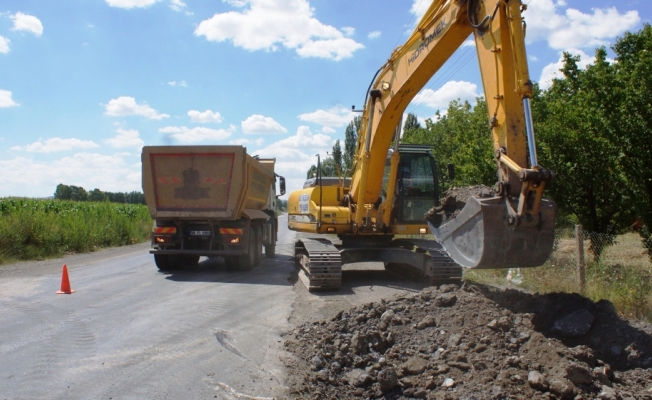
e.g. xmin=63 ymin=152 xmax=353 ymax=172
xmin=162 ymin=255 xmax=296 ymax=286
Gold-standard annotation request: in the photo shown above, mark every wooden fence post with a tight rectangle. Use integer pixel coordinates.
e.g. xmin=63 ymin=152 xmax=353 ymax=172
xmin=575 ymin=224 xmax=586 ymax=292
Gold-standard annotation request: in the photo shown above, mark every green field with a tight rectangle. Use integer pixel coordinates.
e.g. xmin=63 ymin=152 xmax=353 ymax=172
xmin=0 ymin=198 xmax=151 ymax=265
xmin=465 ymin=230 xmax=652 ymax=322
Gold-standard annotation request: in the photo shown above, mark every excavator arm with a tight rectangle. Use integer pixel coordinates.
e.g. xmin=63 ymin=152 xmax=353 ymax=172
xmin=349 ymin=0 xmax=555 ymax=268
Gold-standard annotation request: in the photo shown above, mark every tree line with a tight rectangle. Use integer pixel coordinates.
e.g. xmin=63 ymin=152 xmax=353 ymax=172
xmin=403 ymin=24 xmax=652 ymax=257
xmin=310 ymin=24 xmax=652 ymax=258
xmin=54 ymin=183 xmax=145 ymax=205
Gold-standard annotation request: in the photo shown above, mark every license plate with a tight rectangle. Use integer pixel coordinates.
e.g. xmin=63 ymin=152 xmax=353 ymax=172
xmin=190 ymin=230 xmax=211 ymax=236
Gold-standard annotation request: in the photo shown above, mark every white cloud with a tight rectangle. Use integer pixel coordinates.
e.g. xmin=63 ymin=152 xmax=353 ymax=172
xmin=0 ymin=153 xmax=141 ymax=197
xmin=0 ymin=90 xmax=18 ymax=107
xmin=538 ymin=49 xmax=595 ymax=90
xmin=412 ymin=81 xmax=480 ymax=110
xmin=167 ymin=80 xmax=188 ymax=87
xmin=104 ymin=96 xmax=169 ymax=120
xmin=241 ymin=114 xmax=287 ymax=134
xmin=523 ymin=0 xmax=640 ymax=50
xmin=265 ymin=125 xmax=332 ymax=150
xmin=341 ymin=27 xmax=355 ymax=36
xmin=298 ymin=105 xmax=354 ymax=127
xmin=225 ymin=0 xmax=249 ymax=7
xmin=229 ymin=138 xmax=265 ymax=146
xmin=159 ymin=125 xmax=235 ymax=143
xmin=252 ymin=126 xmax=335 ymax=193
xmin=0 ymin=36 xmax=10 ymax=53
xmin=169 ymin=0 xmax=186 ymax=11
xmin=529 ymin=55 xmax=539 ymax=62
xmin=368 ymin=31 xmax=381 ymax=40
xmin=104 ymin=128 xmax=145 ymax=149
xmin=10 ymin=138 xmax=99 ymax=153
xmin=194 ymin=0 xmax=364 ymax=61
xmin=188 ymin=109 xmax=223 ymax=123
xmin=462 ymin=39 xmax=474 ymax=47
xmin=411 ymin=0 xmax=429 ymax=21
xmin=105 ymin=0 xmax=160 ymax=9
xmin=11 ymin=13 xmax=43 ymax=37
xmin=321 ymin=126 xmax=336 ymax=134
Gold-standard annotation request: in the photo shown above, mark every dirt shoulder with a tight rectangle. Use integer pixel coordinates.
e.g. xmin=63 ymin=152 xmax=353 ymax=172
xmin=0 ymin=242 xmax=151 ymax=279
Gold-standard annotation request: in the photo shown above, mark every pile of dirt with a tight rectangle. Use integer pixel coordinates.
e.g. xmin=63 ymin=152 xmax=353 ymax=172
xmin=283 ymin=283 xmax=652 ymax=399
xmin=424 ymin=185 xmax=495 ymax=228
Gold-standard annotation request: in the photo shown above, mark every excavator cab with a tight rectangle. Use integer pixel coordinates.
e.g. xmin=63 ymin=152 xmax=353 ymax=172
xmin=381 ymin=145 xmax=440 ymax=224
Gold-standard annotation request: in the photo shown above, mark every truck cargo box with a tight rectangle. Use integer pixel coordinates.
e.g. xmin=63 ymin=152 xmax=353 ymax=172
xmin=142 ymin=146 xmax=275 ymax=220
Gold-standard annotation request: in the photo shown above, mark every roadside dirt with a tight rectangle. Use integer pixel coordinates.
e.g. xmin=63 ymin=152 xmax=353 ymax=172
xmin=283 ymin=283 xmax=652 ymax=399
xmin=424 ymin=185 xmax=495 ymax=228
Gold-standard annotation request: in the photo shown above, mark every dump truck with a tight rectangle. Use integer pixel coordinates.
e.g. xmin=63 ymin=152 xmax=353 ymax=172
xmin=142 ymin=146 xmax=286 ymax=271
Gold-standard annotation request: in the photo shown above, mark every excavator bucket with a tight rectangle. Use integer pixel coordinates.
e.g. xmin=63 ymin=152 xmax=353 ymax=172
xmin=429 ymin=196 xmax=556 ymax=269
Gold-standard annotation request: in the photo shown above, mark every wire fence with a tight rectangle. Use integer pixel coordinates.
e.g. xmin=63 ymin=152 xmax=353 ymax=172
xmin=539 ymin=226 xmax=652 ymax=287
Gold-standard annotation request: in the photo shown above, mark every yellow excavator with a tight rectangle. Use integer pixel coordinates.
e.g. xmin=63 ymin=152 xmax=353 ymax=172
xmin=287 ymin=0 xmax=556 ymax=290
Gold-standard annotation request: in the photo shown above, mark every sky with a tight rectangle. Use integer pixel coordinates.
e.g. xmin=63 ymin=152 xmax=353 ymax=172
xmin=0 ymin=0 xmax=649 ymax=198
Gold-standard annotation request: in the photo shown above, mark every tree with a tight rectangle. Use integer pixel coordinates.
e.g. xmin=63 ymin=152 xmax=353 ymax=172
xmin=54 ymin=184 xmax=72 ymax=200
xmin=402 ymin=113 xmax=423 ymax=139
xmin=343 ymin=116 xmax=361 ymax=175
xmin=306 ymin=164 xmax=318 ymax=179
xmin=88 ymin=188 xmax=108 ymax=202
xmin=533 ymin=52 xmax=631 ymax=260
xmin=332 ymin=140 xmax=343 ymax=177
xmin=609 ymin=24 xmax=652 ymax=257
xmin=69 ymin=185 xmax=88 ymax=201
xmin=125 ymin=191 xmax=145 ymax=205
xmin=403 ymin=99 xmax=494 ymax=194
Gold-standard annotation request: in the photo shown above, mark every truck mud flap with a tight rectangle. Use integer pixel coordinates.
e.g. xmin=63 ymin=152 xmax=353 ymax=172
xmin=429 ymin=196 xmax=556 ymax=269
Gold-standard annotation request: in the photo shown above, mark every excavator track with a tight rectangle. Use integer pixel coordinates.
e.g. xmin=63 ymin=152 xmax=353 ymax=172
xmin=400 ymin=239 xmax=463 ymax=284
xmin=295 ymin=239 xmax=342 ymax=291
xmin=429 ymin=248 xmax=463 ymax=284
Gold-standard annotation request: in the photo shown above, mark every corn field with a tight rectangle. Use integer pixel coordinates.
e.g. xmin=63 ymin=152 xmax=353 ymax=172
xmin=0 ymin=198 xmax=151 ymax=264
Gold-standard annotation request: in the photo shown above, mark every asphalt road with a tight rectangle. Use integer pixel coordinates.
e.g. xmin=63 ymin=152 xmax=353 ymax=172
xmin=0 ymin=214 xmax=432 ymax=400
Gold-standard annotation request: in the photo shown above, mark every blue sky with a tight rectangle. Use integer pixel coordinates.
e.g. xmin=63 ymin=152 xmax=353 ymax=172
xmin=0 ymin=0 xmax=648 ymax=198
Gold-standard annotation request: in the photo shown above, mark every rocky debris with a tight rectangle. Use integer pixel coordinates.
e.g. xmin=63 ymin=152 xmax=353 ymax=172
xmin=424 ymin=185 xmax=495 ymax=228
xmin=552 ymin=309 xmax=596 ymax=338
xmin=283 ymin=284 xmax=652 ymax=399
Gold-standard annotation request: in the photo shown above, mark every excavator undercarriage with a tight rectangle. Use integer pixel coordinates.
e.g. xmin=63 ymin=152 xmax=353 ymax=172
xmin=295 ymin=236 xmax=463 ymax=291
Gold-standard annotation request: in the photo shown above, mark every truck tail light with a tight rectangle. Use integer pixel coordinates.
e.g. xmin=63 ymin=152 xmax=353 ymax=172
xmin=155 ymin=236 xmax=171 ymax=243
xmin=223 ymin=236 xmax=240 ymax=244
xmin=153 ymin=227 xmax=177 ymax=234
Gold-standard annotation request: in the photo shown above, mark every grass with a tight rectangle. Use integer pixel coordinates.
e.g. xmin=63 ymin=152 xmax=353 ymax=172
xmin=465 ymin=228 xmax=652 ymax=322
xmin=0 ymin=198 xmax=152 ymax=265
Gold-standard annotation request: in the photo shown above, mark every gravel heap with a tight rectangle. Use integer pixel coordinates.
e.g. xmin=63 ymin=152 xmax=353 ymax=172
xmin=283 ymin=284 xmax=652 ymax=399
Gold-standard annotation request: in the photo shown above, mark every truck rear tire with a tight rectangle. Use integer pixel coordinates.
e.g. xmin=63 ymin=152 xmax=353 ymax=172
xmin=254 ymin=226 xmax=263 ymax=266
xmin=265 ymin=220 xmax=276 ymax=258
xmin=234 ymin=229 xmax=256 ymax=271
xmin=265 ymin=243 xmax=276 ymax=258
xmin=155 ymin=254 xmax=181 ymax=272
xmin=182 ymin=255 xmax=200 ymax=268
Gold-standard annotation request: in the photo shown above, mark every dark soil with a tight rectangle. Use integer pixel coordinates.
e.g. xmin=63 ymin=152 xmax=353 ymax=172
xmin=283 ymin=283 xmax=652 ymax=399
xmin=424 ymin=185 xmax=495 ymax=228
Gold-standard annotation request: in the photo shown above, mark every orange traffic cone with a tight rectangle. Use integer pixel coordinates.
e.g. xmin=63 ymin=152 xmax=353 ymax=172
xmin=56 ymin=264 xmax=75 ymax=294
